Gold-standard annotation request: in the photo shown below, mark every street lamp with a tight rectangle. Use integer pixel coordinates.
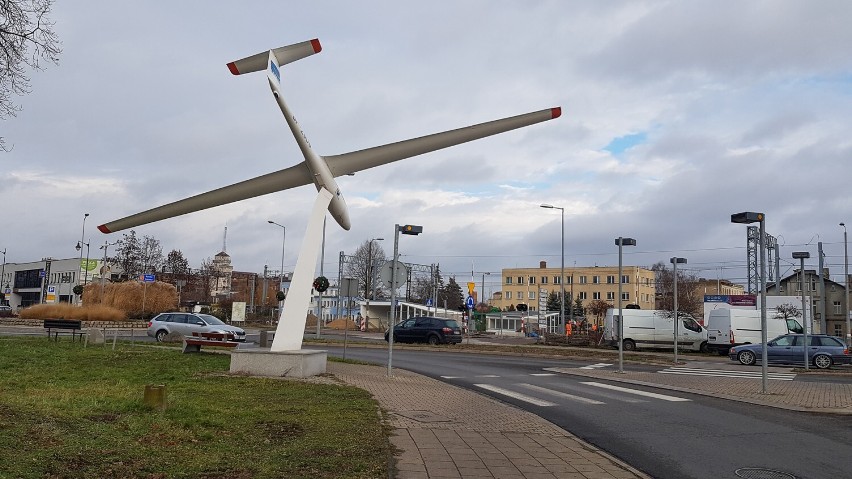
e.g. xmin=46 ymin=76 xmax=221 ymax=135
xmin=76 ymin=240 xmax=91 ymax=287
xmin=0 ymin=248 xmax=6 ymax=306
xmin=481 ymin=272 xmax=491 ymax=307
xmin=731 ymin=211 xmax=768 ymax=394
xmin=614 ymin=237 xmax=636 ymax=373
xmin=388 ymin=224 xmax=422 ymax=377
xmin=540 ymin=204 xmax=566 ymax=333
xmin=267 ymin=220 xmax=287 ymax=320
xmin=840 ymin=223 xmax=850 ymax=347
xmin=670 ymin=257 xmax=687 ymax=364
xmin=792 ymin=251 xmax=811 ymax=370
xmin=77 ymin=213 xmax=89 ymax=304
xmin=364 ymin=237 xmax=384 ymax=332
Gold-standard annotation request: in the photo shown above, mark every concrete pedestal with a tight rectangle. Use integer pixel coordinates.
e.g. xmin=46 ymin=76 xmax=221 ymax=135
xmin=229 ymin=349 xmax=327 ymax=378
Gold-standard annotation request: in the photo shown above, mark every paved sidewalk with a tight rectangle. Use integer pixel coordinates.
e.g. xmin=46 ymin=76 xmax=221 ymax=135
xmin=328 ymin=362 xmax=650 ymax=479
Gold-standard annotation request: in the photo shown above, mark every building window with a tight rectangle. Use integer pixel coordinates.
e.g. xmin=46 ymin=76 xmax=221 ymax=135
xmin=517 ymin=276 xmax=524 ymax=284
xmin=593 ymin=275 xmax=600 ymax=284
xmin=553 ymin=276 xmax=561 ymax=285
xmin=579 ymin=276 xmax=587 ymax=284
xmin=529 ymin=291 xmax=536 ymax=300
xmin=621 ymin=292 xmax=630 ymax=301
xmin=607 ymin=292 xmax=615 ymax=300
xmin=541 ymin=276 xmax=548 ymax=284
xmin=529 ymin=276 xmax=536 ymax=285
xmin=506 ymin=276 xmax=513 ymax=285
xmin=606 ymin=275 xmax=615 ymax=284
xmin=835 ymin=323 xmax=843 ymax=337
xmin=505 ymin=291 xmax=512 ymax=300
xmin=566 ymin=276 xmax=573 ymax=284
xmin=592 ymin=292 xmax=601 ymax=300
xmin=834 ymin=301 xmax=842 ymax=314
xmin=579 ymin=292 xmax=587 ymax=300
xmin=622 ymin=275 xmax=630 ymax=284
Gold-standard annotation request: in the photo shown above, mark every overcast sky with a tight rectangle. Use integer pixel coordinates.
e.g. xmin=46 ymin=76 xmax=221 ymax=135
xmin=4 ymin=0 xmax=852 ymax=295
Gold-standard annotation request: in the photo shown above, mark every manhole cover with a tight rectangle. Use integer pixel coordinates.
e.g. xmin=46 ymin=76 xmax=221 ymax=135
xmin=735 ymin=468 xmax=797 ymax=479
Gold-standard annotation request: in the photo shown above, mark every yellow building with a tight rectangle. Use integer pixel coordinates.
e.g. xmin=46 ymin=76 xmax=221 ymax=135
xmin=493 ymin=261 xmax=656 ymax=312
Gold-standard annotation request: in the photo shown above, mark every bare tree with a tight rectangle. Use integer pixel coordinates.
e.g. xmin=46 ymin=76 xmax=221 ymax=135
xmin=344 ymin=240 xmax=388 ymax=300
xmin=164 ymin=249 xmax=190 ymax=275
xmin=774 ymin=303 xmax=802 ymax=320
xmin=1 ymin=0 xmax=61 ymax=150
xmin=651 ymin=261 xmax=702 ymax=318
xmin=586 ymin=299 xmax=612 ymax=327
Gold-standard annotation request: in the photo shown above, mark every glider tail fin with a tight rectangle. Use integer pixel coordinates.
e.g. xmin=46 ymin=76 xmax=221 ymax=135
xmin=227 ymin=38 xmax=321 ymax=75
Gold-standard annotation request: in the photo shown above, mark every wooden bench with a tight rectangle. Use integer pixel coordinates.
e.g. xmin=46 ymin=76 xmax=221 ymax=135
xmin=182 ymin=332 xmax=240 ymax=353
xmin=43 ymin=319 xmax=84 ymax=342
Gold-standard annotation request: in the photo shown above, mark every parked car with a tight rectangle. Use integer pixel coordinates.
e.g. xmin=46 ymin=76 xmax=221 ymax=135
xmin=147 ymin=312 xmax=246 ymax=342
xmin=706 ymin=308 xmax=803 ymax=355
xmin=384 ymin=316 xmax=463 ymax=345
xmin=729 ymin=334 xmax=850 ymax=369
xmin=604 ymin=308 xmax=708 ymax=352
xmin=0 ymin=305 xmax=14 ymax=318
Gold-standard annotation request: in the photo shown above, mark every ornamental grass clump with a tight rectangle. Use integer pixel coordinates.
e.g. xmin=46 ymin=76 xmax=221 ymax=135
xmin=19 ymin=303 xmax=126 ymax=321
xmin=83 ymin=281 xmax=177 ymax=318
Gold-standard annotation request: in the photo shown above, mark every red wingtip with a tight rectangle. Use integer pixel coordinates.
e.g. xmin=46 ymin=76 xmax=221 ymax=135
xmin=226 ymin=62 xmax=240 ymax=75
xmin=97 ymin=224 xmax=111 ymax=234
xmin=551 ymin=107 xmax=562 ymax=119
xmin=311 ymin=38 xmax=322 ymax=53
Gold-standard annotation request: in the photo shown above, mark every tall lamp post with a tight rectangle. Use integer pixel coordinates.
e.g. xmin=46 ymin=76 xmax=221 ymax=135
xmin=615 ymin=237 xmax=636 ymax=373
xmin=388 ymin=224 xmax=422 ymax=377
xmin=731 ymin=211 xmax=768 ymax=394
xmin=99 ymin=241 xmax=118 ymax=301
xmin=364 ymin=237 xmax=384 ymax=331
xmin=670 ymin=257 xmax=687 ymax=364
xmin=77 ymin=213 xmax=89 ymax=304
xmin=792 ymin=251 xmax=811 ymax=370
xmin=481 ymin=272 xmax=491 ymax=307
xmin=75 ymin=239 xmax=91 ymax=286
xmin=267 ymin=221 xmax=287 ymax=322
xmin=841 ymin=223 xmax=850 ymax=346
xmin=540 ymin=204 xmax=565 ymax=334
xmin=0 ymin=248 xmax=6 ymax=306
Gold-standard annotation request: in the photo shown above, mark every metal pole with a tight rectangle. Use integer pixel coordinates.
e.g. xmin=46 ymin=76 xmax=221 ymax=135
xmin=560 ymin=207 xmax=565 ymax=334
xmin=799 ymin=256 xmax=809 ymax=370
xmin=317 ymin=217 xmax=326 ymax=338
xmin=818 ymin=242 xmax=827 ymax=334
xmin=673 ymin=259 xmax=679 ymax=364
xmin=759 ymin=218 xmax=768 ymax=394
xmin=365 ymin=241 xmax=372 ymax=331
xmin=1 ymin=248 xmax=6 ymax=306
xmin=617 ymin=238 xmax=624 ymax=373
xmin=843 ymin=223 xmax=850 ymax=346
xmin=774 ymin=243 xmax=780 ymax=296
xmin=388 ymin=225 xmax=401 ymax=377
xmin=77 ymin=213 xmax=89 ymax=304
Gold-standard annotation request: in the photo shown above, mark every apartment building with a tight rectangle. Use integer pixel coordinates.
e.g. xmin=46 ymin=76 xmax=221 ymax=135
xmin=493 ymin=261 xmax=656 ymax=312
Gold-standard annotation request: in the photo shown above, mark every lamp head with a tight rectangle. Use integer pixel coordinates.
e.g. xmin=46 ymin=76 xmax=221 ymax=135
xmin=614 ymin=238 xmax=637 ymax=246
xmin=670 ymin=257 xmax=687 ymax=264
xmin=792 ymin=251 xmax=810 ymax=259
xmin=75 ymin=242 xmax=82 ymax=252
xmin=730 ymin=211 xmax=764 ymax=224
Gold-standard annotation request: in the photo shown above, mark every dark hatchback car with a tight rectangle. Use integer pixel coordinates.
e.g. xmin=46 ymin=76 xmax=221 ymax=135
xmin=385 ymin=316 xmax=463 ymax=345
xmin=729 ymin=334 xmax=850 ymax=369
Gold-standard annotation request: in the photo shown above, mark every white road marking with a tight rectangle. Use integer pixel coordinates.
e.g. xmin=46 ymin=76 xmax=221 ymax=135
xmin=580 ymin=382 xmax=691 ymax=402
xmin=530 ymin=373 xmax=556 ymax=376
xmin=658 ymin=367 xmax=795 ymax=381
xmin=579 ymin=363 xmax=613 ymax=370
xmin=474 ymin=384 xmax=556 ymax=407
xmin=475 ymin=374 xmax=500 ymax=378
xmin=440 ymin=376 xmax=462 ymax=379
xmin=517 ymin=383 xmax=605 ymax=404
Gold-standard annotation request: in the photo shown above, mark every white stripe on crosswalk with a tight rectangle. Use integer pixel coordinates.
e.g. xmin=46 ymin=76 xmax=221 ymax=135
xmin=581 ymin=382 xmax=691 ymax=402
xmin=440 ymin=376 xmax=462 ymax=379
xmin=474 ymin=384 xmax=556 ymax=407
xmin=475 ymin=374 xmax=500 ymax=378
xmin=530 ymin=373 xmax=556 ymax=377
xmin=580 ymin=363 xmax=613 ymax=370
xmin=517 ymin=383 xmax=605 ymax=405
xmin=658 ymin=367 xmax=795 ymax=381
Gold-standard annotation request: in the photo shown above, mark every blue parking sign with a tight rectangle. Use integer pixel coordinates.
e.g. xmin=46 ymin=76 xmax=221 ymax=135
xmin=466 ymin=296 xmax=474 ymax=309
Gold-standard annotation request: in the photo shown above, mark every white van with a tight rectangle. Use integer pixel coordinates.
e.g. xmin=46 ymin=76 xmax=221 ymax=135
xmin=604 ymin=308 xmax=708 ymax=352
xmin=705 ymin=309 xmax=803 ymax=355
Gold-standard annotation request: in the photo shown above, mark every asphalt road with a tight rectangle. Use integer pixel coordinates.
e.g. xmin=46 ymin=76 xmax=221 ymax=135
xmin=314 ymin=344 xmax=852 ymax=479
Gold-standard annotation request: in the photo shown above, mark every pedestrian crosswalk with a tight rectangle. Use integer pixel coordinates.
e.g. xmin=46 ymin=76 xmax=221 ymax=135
xmin=471 ymin=380 xmax=691 ymax=406
xmin=657 ymin=366 xmax=796 ymax=381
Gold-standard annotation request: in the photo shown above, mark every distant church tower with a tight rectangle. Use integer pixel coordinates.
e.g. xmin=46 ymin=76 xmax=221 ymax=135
xmin=211 ymin=226 xmax=234 ymax=298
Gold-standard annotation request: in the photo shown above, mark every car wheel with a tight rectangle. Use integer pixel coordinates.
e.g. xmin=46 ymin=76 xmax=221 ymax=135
xmin=813 ymin=354 xmax=832 ymax=370
xmin=427 ymin=335 xmax=440 ymax=345
xmin=155 ymin=330 xmax=168 ymax=342
xmin=699 ymin=341 xmax=710 ymax=353
xmin=737 ymin=350 xmax=756 ymax=366
xmin=622 ymin=339 xmax=636 ymax=351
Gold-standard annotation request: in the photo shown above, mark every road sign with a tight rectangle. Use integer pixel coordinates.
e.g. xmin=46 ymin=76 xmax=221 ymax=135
xmin=380 ymin=261 xmax=409 ymax=289
xmin=143 ymin=274 xmax=156 ymax=283
xmin=426 ymin=298 xmax=433 ymax=307
xmin=39 ymin=269 xmax=45 ymax=278
xmin=466 ymin=296 xmax=474 ymax=309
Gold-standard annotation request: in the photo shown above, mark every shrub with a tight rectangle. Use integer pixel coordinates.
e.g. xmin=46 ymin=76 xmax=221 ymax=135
xmin=82 ymin=281 xmax=177 ymax=318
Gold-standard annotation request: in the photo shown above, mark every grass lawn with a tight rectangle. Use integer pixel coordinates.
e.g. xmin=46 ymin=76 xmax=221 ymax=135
xmin=0 ymin=337 xmax=392 ymax=479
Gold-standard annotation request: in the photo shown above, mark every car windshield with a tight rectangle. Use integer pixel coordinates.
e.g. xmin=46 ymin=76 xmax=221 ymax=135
xmin=198 ymin=314 xmax=225 ymax=325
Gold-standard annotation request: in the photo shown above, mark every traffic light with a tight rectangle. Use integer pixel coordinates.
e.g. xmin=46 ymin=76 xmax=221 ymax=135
xmin=516 ymin=303 xmax=528 ymax=312
xmin=400 ymin=224 xmax=423 ymax=235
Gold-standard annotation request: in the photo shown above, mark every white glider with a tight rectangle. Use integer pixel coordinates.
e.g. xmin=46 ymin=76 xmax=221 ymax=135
xmin=98 ymin=38 xmax=561 ymax=234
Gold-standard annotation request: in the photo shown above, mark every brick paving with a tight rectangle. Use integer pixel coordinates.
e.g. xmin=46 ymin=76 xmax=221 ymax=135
xmin=329 ymin=362 xmax=650 ymax=479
